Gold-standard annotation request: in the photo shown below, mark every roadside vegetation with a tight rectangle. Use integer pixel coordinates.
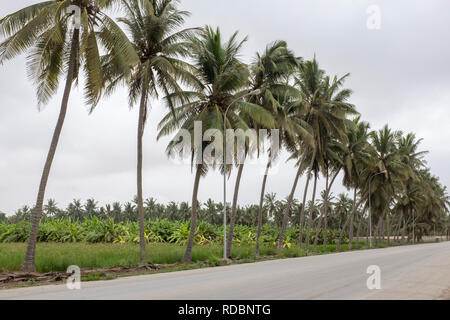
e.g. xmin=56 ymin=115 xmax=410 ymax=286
xmin=0 ymin=0 xmax=448 ymax=274
xmin=1 ymin=241 xmax=389 ymax=274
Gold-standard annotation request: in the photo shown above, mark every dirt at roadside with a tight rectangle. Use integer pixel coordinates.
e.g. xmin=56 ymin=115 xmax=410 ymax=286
xmin=0 ymin=262 xmax=173 ymax=289
xmin=0 ymin=256 xmax=276 ymax=289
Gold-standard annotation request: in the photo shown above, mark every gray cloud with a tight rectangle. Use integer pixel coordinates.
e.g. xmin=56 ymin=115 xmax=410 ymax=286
xmin=0 ymin=0 xmax=449 ymax=214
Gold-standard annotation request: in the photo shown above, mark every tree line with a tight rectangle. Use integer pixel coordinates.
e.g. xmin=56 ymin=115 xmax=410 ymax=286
xmin=0 ymin=0 xmax=448 ymax=272
xmin=0 ymin=194 xmax=385 ymax=233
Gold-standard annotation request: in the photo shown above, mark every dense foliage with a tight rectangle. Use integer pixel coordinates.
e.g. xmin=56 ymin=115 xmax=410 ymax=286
xmin=0 ymin=217 xmax=339 ymax=248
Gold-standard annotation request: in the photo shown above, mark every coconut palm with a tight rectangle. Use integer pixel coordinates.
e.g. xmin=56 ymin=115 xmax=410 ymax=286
xmin=392 ymin=132 xmax=428 ymax=242
xmin=359 ymin=125 xmax=410 ymax=246
xmin=225 ymin=40 xmax=298 ymax=258
xmin=411 ymin=168 xmax=449 ymax=241
xmin=335 ymin=117 xmax=371 ymax=250
xmin=0 ymin=0 xmax=137 ymax=271
xmin=101 ymin=0 xmax=199 ymax=265
xmin=158 ymin=26 xmax=272 ymax=262
xmin=289 ymin=59 xmax=357 ymax=254
xmin=311 ymin=135 xmax=345 ymax=251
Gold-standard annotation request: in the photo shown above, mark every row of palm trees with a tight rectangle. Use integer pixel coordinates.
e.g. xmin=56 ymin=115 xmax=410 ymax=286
xmin=1 ymin=0 xmax=448 ymax=272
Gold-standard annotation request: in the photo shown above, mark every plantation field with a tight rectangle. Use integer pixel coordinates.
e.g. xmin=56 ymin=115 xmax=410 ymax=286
xmin=0 ymin=241 xmax=374 ymax=273
xmin=0 ymin=218 xmax=341 ymax=246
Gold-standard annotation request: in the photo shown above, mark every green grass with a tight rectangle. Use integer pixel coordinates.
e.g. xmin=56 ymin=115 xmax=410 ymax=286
xmin=0 ymin=240 xmax=391 ymax=274
xmin=0 ymin=243 xmax=276 ymax=273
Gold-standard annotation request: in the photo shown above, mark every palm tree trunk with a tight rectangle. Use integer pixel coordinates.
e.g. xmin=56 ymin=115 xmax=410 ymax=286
xmin=313 ymin=170 xmax=328 ymax=252
xmin=323 ymin=171 xmax=340 ymax=250
xmin=277 ymin=151 xmax=308 ymax=253
xmin=298 ymin=149 xmax=316 ymax=253
xmin=21 ymin=29 xmax=80 ymax=272
xmin=386 ymin=213 xmax=391 ymax=246
xmin=137 ymin=90 xmax=147 ymax=265
xmin=395 ymin=214 xmax=403 ymax=243
xmin=348 ymin=188 xmax=357 ymax=250
xmin=226 ymin=163 xmax=244 ymax=258
xmin=182 ymin=164 xmax=202 ymax=263
xmin=256 ymin=160 xmax=271 ymax=256
xmin=314 ymin=170 xmax=339 ymax=251
xmin=338 ymin=191 xmax=363 ymax=251
xmin=305 ymin=170 xmax=318 ymax=254
xmin=374 ymin=218 xmax=383 ymax=246
xmin=366 ymin=220 xmax=369 ymax=247
xmin=402 ymin=212 xmax=407 ymax=244
xmin=355 ymin=211 xmax=363 ymax=249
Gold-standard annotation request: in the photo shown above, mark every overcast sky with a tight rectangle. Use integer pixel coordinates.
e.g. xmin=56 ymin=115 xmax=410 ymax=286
xmin=1 ymin=0 xmax=449 ymax=215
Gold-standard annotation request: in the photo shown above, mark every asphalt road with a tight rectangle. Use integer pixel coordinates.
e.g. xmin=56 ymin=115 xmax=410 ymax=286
xmin=1 ymin=241 xmax=450 ymax=300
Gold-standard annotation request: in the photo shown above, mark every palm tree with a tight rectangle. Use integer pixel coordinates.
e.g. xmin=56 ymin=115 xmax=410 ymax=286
xmin=393 ymin=132 xmax=428 ymax=243
xmin=333 ymin=193 xmax=353 ymax=234
xmin=102 ymin=0 xmax=199 ymax=265
xmin=335 ymin=117 xmax=371 ymax=250
xmin=360 ymin=125 xmax=409 ymax=246
xmin=291 ymin=59 xmax=357 ymax=254
xmin=0 ymin=0 xmax=137 ymax=271
xmin=225 ymin=40 xmax=297 ymax=258
xmin=312 ymin=137 xmax=343 ymax=251
xmin=251 ymin=42 xmax=301 ymax=256
xmin=158 ymin=26 xmax=271 ymax=262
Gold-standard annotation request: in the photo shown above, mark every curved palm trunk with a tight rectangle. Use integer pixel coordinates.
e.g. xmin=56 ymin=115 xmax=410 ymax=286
xmin=304 ymin=171 xmax=318 ymax=255
xmin=21 ymin=29 xmax=80 ymax=272
xmin=183 ymin=164 xmax=203 ymax=263
xmin=226 ymin=163 xmax=244 ymax=258
xmin=337 ymin=189 xmax=363 ymax=251
xmin=313 ymin=170 xmax=339 ymax=252
xmin=337 ymin=214 xmax=350 ymax=251
xmin=277 ymin=151 xmax=308 ymax=253
xmin=256 ymin=160 xmax=271 ymax=256
xmin=297 ymin=149 xmax=316 ymax=253
xmin=137 ymin=91 xmax=147 ymax=264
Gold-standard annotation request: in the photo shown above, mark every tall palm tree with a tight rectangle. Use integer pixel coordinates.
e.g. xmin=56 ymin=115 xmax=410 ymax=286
xmin=335 ymin=117 xmax=371 ymax=250
xmin=158 ymin=26 xmax=272 ymax=262
xmin=253 ymin=43 xmax=302 ymax=256
xmin=0 ymin=0 xmax=137 ymax=271
xmin=102 ymin=0 xmax=199 ymax=265
xmin=392 ymin=132 xmax=427 ymax=243
xmin=310 ymin=133 xmax=345 ymax=251
xmin=359 ymin=125 xmax=409 ymax=246
xmin=290 ymin=59 xmax=357 ymax=254
xmin=225 ymin=40 xmax=298 ymax=258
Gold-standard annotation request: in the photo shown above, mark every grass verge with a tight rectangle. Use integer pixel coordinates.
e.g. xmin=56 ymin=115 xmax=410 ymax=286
xmin=0 ymin=240 xmax=388 ymax=274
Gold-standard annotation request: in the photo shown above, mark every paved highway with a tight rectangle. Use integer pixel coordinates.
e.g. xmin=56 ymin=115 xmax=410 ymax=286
xmin=1 ymin=241 xmax=450 ymax=300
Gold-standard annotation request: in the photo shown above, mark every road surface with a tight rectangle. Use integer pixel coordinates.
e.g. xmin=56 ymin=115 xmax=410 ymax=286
xmin=1 ymin=241 xmax=450 ymax=300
